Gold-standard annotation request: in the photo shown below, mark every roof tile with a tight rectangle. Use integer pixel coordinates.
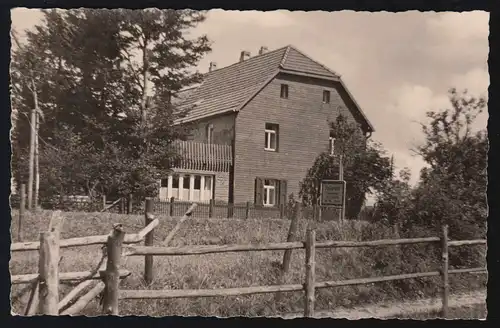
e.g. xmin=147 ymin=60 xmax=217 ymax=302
xmin=174 ymin=45 xmax=372 ymax=132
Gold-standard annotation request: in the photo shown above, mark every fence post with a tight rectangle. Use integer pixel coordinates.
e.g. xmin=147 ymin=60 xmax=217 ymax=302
xmin=209 ymin=199 xmax=214 ymax=218
xmin=227 ymin=202 xmax=234 ymax=218
xmin=245 ymin=202 xmax=251 ymax=219
xmin=18 ymin=183 xmax=26 ymax=242
xmin=282 ymin=202 xmax=301 ymax=275
xmin=312 ymin=204 xmax=317 ymax=221
xmin=38 ymin=231 xmax=60 ymax=315
xmin=169 ymin=197 xmax=175 ymax=217
xmin=304 ymin=228 xmax=316 ymax=318
xmin=102 ymin=194 xmax=106 ymax=210
xmin=279 ymin=203 xmax=285 ymax=219
xmin=441 ymin=224 xmax=449 ymax=318
xmin=144 ymin=198 xmax=154 ymax=285
xmin=127 ymin=194 xmax=133 ymax=214
xmin=100 ymin=223 xmax=125 ymax=315
xmin=120 ymin=197 xmax=125 ymax=214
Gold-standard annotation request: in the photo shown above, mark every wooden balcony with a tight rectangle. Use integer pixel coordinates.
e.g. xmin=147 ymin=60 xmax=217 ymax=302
xmin=173 ymin=140 xmax=233 ymax=172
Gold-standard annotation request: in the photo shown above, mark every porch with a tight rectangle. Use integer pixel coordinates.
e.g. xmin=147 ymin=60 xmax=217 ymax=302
xmin=159 ymin=141 xmax=233 ymax=203
xmin=173 ymin=140 xmax=233 ymax=172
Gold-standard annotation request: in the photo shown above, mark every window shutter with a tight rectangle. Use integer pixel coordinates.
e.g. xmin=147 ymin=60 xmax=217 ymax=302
xmin=279 ymin=180 xmax=287 ymax=206
xmin=255 ymin=177 xmax=263 ymax=206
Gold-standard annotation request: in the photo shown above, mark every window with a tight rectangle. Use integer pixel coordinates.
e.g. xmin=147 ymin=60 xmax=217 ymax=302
xmin=280 ymin=84 xmax=288 ymax=99
xmin=323 ymin=90 xmax=331 ymax=104
xmin=255 ymin=178 xmax=287 ymax=207
xmin=206 ymin=124 xmax=214 ymax=144
xmin=265 ymin=123 xmax=279 ymax=151
xmin=263 ymin=180 xmax=277 ymax=206
xmin=183 ymin=175 xmax=190 ymax=189
xmin=329 ymin=133 xmax=336 ymax=156
xmin=194 ymin=175 xmax=201 ymax=190
xmin=160 ymin=174 xmax=214 ymax=202
xmin=172 ymin=175 xmax=179 ymax=189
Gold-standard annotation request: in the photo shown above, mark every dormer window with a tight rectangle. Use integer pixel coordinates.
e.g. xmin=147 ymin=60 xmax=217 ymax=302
xmin=323 ymin=90 xmax=331 ymax=104
xmin=280 ymin=84 xmax=289 ymax=99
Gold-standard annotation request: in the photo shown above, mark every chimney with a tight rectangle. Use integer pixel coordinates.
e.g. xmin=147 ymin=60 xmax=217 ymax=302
xmin=209 ymin=61 xmax=217 ymax=72
xmin=258 ymin=46 xmax=268 ymax=55
xmin=239 ymin=50 xmax=251 ymax=62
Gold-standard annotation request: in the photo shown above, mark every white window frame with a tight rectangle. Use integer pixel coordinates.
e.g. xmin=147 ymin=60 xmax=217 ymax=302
xmin=265 ymin=124 xmax=278 ymax=151
xmin=263 ymin=179 xmax=277 ymax=207
xmin=206 ymin=124 xmax=214 ymax=144
xmin=162 ymin=173 xmax=214 ymax=202
xmin=329 ymin=136 xmax=336 ymax=156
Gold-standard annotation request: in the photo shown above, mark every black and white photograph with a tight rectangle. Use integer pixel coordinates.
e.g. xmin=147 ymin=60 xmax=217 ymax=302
xmin=9 ymin=8 xmax=488 ymax=318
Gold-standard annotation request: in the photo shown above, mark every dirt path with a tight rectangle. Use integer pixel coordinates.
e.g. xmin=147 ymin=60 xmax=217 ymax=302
xmin=279 ymin=290 xmax=486 ymax=319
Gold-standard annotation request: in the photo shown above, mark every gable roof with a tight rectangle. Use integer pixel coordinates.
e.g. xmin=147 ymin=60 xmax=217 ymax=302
xmin=175 ymin=45 xmax=374 ymax=132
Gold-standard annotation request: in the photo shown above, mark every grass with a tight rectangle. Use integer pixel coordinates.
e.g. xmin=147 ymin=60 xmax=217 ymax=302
xmin=387 ymin=303 xmax=487 ymax=320
xmin=9 ymin=209 xmax=487 ymax=317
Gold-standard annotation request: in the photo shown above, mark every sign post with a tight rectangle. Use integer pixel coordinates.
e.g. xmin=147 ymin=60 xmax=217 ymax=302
xmin=320 ymin=179 xmax=346 ymax=222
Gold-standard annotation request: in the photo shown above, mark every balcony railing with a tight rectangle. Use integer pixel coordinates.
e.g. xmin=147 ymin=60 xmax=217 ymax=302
xmin=173 ymin=140 xmax=233 ymax=172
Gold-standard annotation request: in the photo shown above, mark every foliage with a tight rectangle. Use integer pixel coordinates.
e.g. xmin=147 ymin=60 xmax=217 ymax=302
xmin=410 ymin=88 xmax=487 ymax=240
xmin=299 ymin=114 xmax=392 ymax=219
xmin=371 ymin=167 xmax=413 ymax=227
xmin=11 ymin=9 xmax=211 ymax=201
xmin=369 ymin=88 xmax=487 ymax=269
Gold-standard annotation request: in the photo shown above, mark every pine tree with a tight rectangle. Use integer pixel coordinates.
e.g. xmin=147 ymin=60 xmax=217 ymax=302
xmin=11 ymin=9 xmax=212 ymax=202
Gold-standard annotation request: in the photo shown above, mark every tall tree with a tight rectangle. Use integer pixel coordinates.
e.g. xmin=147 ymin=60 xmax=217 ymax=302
xmin=409 ymin=88 xmax=487 ymax=240
xmin=11 ymin=9 xmax=211 ymax=203
xmin=299 ymin=115 xmax=392 ymax=219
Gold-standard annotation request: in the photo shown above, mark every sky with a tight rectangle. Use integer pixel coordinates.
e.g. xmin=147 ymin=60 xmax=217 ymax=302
xmin=11 ymin=9 xmax=490 ymax=187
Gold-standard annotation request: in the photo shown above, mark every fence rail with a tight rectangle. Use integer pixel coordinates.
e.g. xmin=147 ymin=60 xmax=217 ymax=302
xmin=11 ymin=202 xmax=487 ymax=318
xmin=118 ymin=217 xmax=486 ymax=318
xmin=10 ymin=211 xmax=158 ymax=316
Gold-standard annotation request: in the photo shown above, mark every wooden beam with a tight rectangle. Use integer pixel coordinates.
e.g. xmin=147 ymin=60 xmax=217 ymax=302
xmin=162 ymin=203 xmax=198 ymax=245
xmin=120 ymin=283 xmax=304 ymax=300
xmin=12 ymin=269 xmax=131 ymax=284
xmin=144 ymin=198 xmax=155 ymax=285
xmin=58 ymin=280 xmax=95 ymax=312
xmin=282 ymin=202 xmax=301 ymax=275
xmin=100 ymin=224 xmax=125 ymax=315
xmin=38 ymin=232 xmax=59 ymax=315
xmin=441 ymin=225 xmax=449 ymax=318
xmin=315 ymin=271 xmax=441 ymax=289
xmin=448 ymin=239 xmax=487 ymax=247
xmin=304 ymin=228 xmax=316 ymax=318
xmin=315 ymin=237 xmax=441 ymax=248
xmin=125 ymin=241 xmax=304 ymax=256
xmin=60 ymin=282 xmax=105 ymax=316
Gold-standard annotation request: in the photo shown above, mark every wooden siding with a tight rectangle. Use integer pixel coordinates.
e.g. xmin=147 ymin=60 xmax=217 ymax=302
xmin=233 ymin=72 xmax=363 ymax=204
xmin=173 ymin=140 xmax=233 ymax=173
xmin=186 ymin=113 xmax=235 ymax=146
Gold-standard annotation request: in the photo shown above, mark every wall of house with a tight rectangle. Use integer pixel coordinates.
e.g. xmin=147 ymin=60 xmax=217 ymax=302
xmin=158 ymin=169 xmax=230 ymax=203
xmin=186 ymin=113 xmax=236 ymax=146
xmin=233 ymin=72 xmax=365 ymax=204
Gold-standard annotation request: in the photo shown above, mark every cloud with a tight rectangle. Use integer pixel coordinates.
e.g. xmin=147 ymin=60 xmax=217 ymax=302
xmin=450 ymin=67 xmax=489 ymax=97
xmin=426 ymin=11 xmax=489 ymax=41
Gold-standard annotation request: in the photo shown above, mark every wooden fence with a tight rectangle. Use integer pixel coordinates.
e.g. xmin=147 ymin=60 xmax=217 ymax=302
xmin=153 ymin=198 xmax=342 ymax=221
xmin=10 ymin=210 xmax=159 ymax=315
xmin=11 ymin=203 xmax=487 ymax=317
